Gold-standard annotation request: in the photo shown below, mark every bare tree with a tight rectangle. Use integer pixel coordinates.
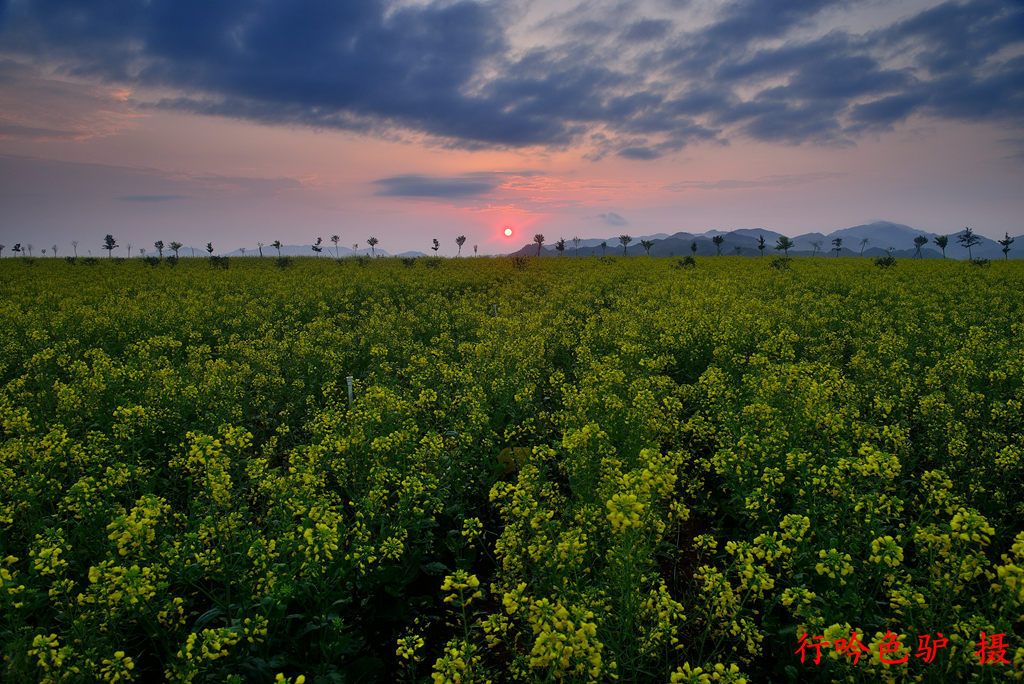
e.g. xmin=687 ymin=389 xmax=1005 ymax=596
xmin=572 ymin=236 xmax=581 ymax=256
xmin=155 ymin=240 xmax=164 ymax=257
xmin=832 ymin=237 xmax=843 ymax=257
xmin=72 ymin=240 xmax=78 ymax=257
xmin=51 ymin=244 xmax=58 ymax=258
xmin=127 ymin=243 xmax=133 ymax=258
xmin=271 ymin=240 xmax=282 ymax=257
xmin=810 ymin=240 xmax=822 ymax=257
xmin=313 ymin=236 xmax=323 ymax=255
xmin=27 ymin=243 xmax=33 ymax=257
xmin=640 ymin=239 xmax=654 ymax=256
xmin=712 ymin=235 xmax=724 ymax=255
xmin=456 ymin=235 xmax=467 ymax=256
xmin=257 ymin=241 xmax=265 ymax=257
xmin=367 ymin=236 xmax=378 ymax=257
xmin=555 ymin=237 xmax=565 ymax=256
xmin=534 ymin=233 xmax=545 ymax=256
xmin=618 ymin=234 xmax=632 ymax=256
xmin=473 ymin=244 xmax=478 ymax=256
xmin=170 ymin=241 xmax=182 ymax=258
xmin=330 ymin=234 xmax=340 ymax=258
xmin=859 ymin=238 xmax=869 ymax=256
xmin=0 ymin=245 xmax=4 ymax=258
xmin=758 ymin=235 xmax=765 ymax=256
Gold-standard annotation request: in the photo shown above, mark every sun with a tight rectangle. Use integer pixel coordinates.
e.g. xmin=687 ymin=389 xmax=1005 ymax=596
xmin=503 ymin=226 xmax=513 ymax=237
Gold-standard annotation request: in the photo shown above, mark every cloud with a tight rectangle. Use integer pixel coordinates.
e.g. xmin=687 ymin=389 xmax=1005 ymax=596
xmin=665 ymin=172 xmax=845 ymax=192
xmin=116 ymin=194 xmax=188 ymax=202
xmin=598 ymin=211 xmax=628 ymax=226
xmin=373 ymin=174 xmax=500 ymax=198
xmin=0 ymin=0 xmax=1021 ymax=153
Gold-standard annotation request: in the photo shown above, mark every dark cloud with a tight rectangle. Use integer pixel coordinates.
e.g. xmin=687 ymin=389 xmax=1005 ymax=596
xmin=1 ymin=0 xmax=1021 ymax=155
xmin=622 ymin=18 xmax=672 ymax=42
xmin=598 ymin=212 xmax=629 ymax=226
xmin=665 ymin=172 xmax=844 ymax=192
xmin=116 ymin=194 xmax=188 ymax=202
xmin=617 ymin=146 xmax=661 ymax=160
xmin=373 ymin=174 xmax=500 ymax=198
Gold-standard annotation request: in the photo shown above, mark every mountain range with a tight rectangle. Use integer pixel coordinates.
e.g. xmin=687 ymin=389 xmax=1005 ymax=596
xmin=507 ymin=221 xmax=1022 ymax=260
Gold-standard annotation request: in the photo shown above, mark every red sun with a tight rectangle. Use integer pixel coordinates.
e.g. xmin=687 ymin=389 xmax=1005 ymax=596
xmin=503 ymin=226 xmax=513 ymax=237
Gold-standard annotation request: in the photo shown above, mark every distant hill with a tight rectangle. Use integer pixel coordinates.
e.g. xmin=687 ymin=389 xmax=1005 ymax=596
xmin=506 ymin=222 xmax=1021 ymax=259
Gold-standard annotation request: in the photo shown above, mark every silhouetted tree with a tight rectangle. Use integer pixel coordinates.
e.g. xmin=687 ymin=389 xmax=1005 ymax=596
xmin=600 ymin=241 xmax=607 ymax=256
xmin=206 ymin=242 xmax=214 ymax=256
xmin=641 ymin=239 xmax=654 ymax=256
xmin=12 ymin=243 xmax=21 ymax=256
xmin=690 ymin=240 xmax=697 ymax=256
xmin=473 ymin=244 xmax=478 ymax=256
xmin=27 ymin=243 xmax=33 ymax=257
xmin=170 ymin=241 xmax=183 ymax=258
xmin=775 ymin=236 xmax=794 ymax=255
xmin=42 ymin=248 xmax=46 ymax=257
xmin=103 ymin=234 xmax=117 ymax=257
xmin=810 ymin=240 xmax=822 ymax=257
xmin=859 ymin=238 xmax=869 ymax=256
xmin=432 ymin=238 xmax=440 ymax=253
xmin=913 ymin=235 xmax=928 ymax=258
xmin=712 ymin=235 xmax=724 ymax=255
xmin=313 ymin=237 xmax=323 ymax=255
xmin=330 ymin=235 xmax=340 ymax=258
xmin=832 ymin=237 xmax=843 ymax=256
xmin=456 ymin=235 xmax=467 ymax=256
xmin=155 ymin=240 xmax=164 ymax=257
xmin=933 ymin=235 xmax=948 ymax=258
xmin=998 ymin=232 xmax=1014 ymax=259
xmin=619 ymin=234 xmax=632 ymax=256
xmin=534 ymin=234 xmax=545 ymax=256
xmin=367 ymin=236 xmax=378 ymax=257
xmin=0 ymin=244 xmax=4 ymax=258
xmin=572 ymin=236 xmax=581 ymax=256
xmin=240 ymin=247 xmax=245 ymax=256
xmin=958 ymin=226 xmax=981 ymax=259
xmin=51 ymin=244 xmax=57 ymax=258
xmin=271 ymin=240 xmax=282 ymax=257
xmin=555 ymin=238 xmax=565 ymax=256
xmin=757 ymin=235 xmax=765 ymax=256
xmin=72 ymin=240 xmax=78 ymax=257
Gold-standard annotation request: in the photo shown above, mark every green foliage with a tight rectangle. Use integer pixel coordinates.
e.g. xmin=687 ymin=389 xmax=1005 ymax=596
xmin=1 ymin=257 xmax=1022 ymax=682
xmin=874 ymin=256 xmax=897 ymax=268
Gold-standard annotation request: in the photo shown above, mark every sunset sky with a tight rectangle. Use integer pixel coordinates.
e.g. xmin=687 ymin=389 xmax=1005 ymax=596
xmin=1 ymin=0 xmax=1022 ymax=255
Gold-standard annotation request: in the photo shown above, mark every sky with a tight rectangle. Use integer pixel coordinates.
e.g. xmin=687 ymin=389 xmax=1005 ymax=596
xmin=1 ymin=0 xmax=1022 ymax=256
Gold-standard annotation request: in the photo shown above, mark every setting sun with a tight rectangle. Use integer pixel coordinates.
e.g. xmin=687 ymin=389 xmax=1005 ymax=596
xmin=503 ymin=226 xmax=513 ymax=237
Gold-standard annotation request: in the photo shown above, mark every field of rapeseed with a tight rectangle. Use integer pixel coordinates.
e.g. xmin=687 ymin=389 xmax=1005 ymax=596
xmin=1 ymin=255 xmax=1021 ymax=682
